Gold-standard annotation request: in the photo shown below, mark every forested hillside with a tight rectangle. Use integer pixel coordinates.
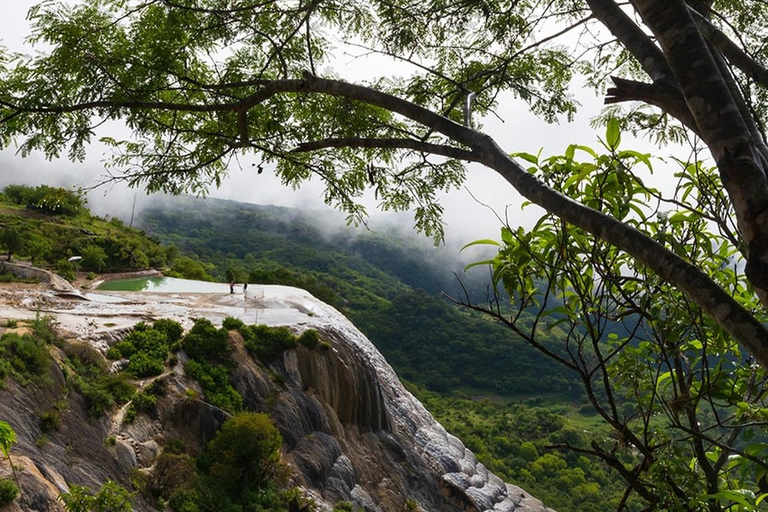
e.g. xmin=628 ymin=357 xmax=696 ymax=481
xmin=0 ymin=185 xmax=171 ymax=280
xmin=137 ymin=197 xmax=577 ymax=397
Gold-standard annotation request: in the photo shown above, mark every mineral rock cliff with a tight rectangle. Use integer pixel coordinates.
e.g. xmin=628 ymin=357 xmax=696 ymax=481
xmin=0 ymin=285 xmax=550 ymax=512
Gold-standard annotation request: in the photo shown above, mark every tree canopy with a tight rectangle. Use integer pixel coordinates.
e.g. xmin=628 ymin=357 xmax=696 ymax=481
xmin=2 ymin=0 xmax=768 ymax=368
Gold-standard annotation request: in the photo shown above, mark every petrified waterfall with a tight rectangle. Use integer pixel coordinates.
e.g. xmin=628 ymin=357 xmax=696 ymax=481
xmin=0 ymin=285 xmax=551 ymax=512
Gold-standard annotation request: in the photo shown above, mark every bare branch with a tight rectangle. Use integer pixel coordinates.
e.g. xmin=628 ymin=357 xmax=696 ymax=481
xmin=290 ymin=137 xmax=480 ymax=162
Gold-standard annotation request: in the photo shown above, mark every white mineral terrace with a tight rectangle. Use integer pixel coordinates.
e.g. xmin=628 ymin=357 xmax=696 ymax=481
xmin=0 ymin=284 xmax=548 ymax=512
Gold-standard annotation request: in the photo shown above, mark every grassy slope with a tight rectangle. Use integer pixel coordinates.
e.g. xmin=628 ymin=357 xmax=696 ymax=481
xmin=0 ymin=192 xmax=168 ymax=275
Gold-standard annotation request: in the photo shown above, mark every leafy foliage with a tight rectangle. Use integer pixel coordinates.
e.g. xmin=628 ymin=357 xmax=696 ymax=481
xmin=64 ymin=343 xmax=135 ymax=418
xmin=0 ymin=331 xmax=50 ymax=385
xmin=0 ymin=478 xmax=18 ymax=505
xmin=465 ymin=127 xmax=768 ymax=511
xmin=181 ymin=318 xmax=241 ymax=412
xmin=4 ymin=184 xmax=84 ymax=217
xmin=59 ymin=480 xmax=134 ymax=512
xmin=146 ymin=413 xmax=298 ymax=512
xmin=241 ymin=325 xmax=299 ymax=362
xmin=110 ymin=320 xmax=182 ymax=378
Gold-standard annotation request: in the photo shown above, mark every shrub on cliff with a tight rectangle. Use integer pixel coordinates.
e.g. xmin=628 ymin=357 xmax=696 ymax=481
xmin=181 ymin=319 xmax=241 ymax=412
xmin=59 ymin=480 xmax=134 ymax=512
xmin=110 ymin=320 xmax=182 ymax=378
xmin=0 ymin=332 xmax=50 ymax=385
xmin=242 ymin=325 xmax=297 ymax=361
xmin=199 ymin=412 xmax=282 ymax=505
xmin=182 ymin=319 xmax=230 ymax=364
xmin=298 ymin=330 xmax=320 ymax=350
xmin=0 ymin=478 xmax=18 ymax=505
xmin=64 ymin=344 xmax=134 ymax=417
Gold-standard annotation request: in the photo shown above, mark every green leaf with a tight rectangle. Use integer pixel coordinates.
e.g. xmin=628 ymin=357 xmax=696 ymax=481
xmin=0 ymin=421 xmax=16 ymax=459
xmin=463 ymin=259 xmax=497 ymax=272
xmin=655 ymin=371 xmax=672 ymax=391
xmin=461 ymin=239 xmax=502 ymax=251
xmin=511 ymin=151 xmax=539 ymax=165
xmin=606 ymin=118 xmax=621 ymax=150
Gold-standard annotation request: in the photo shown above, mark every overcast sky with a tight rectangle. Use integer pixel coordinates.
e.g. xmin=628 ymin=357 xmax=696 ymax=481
xmin=0 ymin=1 xmax=688 ymax=248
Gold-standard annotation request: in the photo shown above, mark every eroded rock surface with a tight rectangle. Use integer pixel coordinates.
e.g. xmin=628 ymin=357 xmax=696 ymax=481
xmin=0 ymin=285 xmax=551 ymax=512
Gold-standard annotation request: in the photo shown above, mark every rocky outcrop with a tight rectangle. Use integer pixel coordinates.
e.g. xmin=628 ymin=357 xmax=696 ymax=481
xmin=0 ymin=286 xmax=551 ymax=512
xmin=0 ymin=261 xmax=75 ymax=293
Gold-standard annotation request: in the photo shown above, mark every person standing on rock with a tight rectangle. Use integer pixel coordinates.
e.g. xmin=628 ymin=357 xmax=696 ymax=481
xmin=243 ymin=282 xmax=248 ymax=297
xmin=229 ymin=281 xmax=235 ymax=294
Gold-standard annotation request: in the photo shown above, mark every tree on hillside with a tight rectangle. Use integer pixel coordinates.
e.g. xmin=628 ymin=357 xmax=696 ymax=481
xmin=0 ymin=227 xmax=23 ymax=261
xmin=2 ymin=1 xmax=768 ymax=509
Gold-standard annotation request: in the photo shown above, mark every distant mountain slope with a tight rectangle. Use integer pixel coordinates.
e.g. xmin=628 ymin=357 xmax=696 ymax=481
xmin=137 ymin=197 xmax=578 ymax=397
xmin=0 ymin=184 xmax=170 ymax=278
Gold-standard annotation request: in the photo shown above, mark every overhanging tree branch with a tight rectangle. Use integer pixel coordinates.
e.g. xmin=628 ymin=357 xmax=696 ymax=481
xmin=290 ymin=137 xmax=481 ymax=162
xmin=294 ymin=73 xmax=768 ymax=368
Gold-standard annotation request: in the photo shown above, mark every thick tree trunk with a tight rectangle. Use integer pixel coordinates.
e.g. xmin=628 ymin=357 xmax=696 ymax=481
xmin=629 ymin=0 xmax=768 ymax=304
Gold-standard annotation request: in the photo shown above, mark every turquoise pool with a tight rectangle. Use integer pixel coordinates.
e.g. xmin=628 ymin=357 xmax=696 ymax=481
xmin=97 ymin=276 xmax=235 ymax=293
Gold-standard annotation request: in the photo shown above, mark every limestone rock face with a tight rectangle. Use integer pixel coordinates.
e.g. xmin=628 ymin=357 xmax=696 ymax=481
xmin=0 ymin=286 xmax=552 ymax=512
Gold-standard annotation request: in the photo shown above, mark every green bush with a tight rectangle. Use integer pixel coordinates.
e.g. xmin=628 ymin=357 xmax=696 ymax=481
xmin=150 ymin=452 xmax=198 ymax=501
xmin=65 ymin=343 xmax=108 ymax=378
xmin=242 ymin=325 xmax=298 ymax=361
xmin=298 ymin=330 xmax=320 ymax=349
xmin=0 ymin=478 xmax=18 ymax=505
xmin=168 ymin=257 xmax=214 ymax=281
xmin=0 ymin=331 xmax=50 ymax=384
xmin=201 ymin=412 xmax=282 ymax=498
xmin=65 ymin=345 xmax=135 ymax=417
xmin=183 ymin=360 xmax=242 ymax=413
xmin=113 ymin=340 xmax=136 ymax=358
xmin=59 ymin=480 xmax=134 ymax=512
xmin=79 ymin=381 xmax=116 ymax=418
xmin=101 ymin=373 xmax=136 ymax=403
xmin=39 ymin=408 xmax=62 ymax=433
xmin=132 ymin=391 xmax=157 ymax=412
xmin=110 ymin=321 xmax=180 ymax=378
xmin=168 ymin=488 xmax=200 ymax=512
xmin=152 ymin=319 xmax=184 ymax=344
xmin=123 ymin=405 xmax=137 ymax=424
xmin=81 ymin=244 xmax=108 ymax=272
xmin=55 ymin=259 xmax=76 ymax=281
xmin=222 ymin=317 xmax=245 ymax=331
xmin=15 ymin=185 xmax=84 ymax=217
xmin=127 ymin=352 xmax=164 ymax=378
xmin=182 ymin=319 xmax=230 ymax=364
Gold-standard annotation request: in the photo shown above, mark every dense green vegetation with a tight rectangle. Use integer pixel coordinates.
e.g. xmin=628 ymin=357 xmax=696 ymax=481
xmin=223 ymin=316 xmax=321 ymax=362
xmin=182 ymin=318 xmax=243 ymax=413
xmin=64 ymin=343 xmax=135 ymax=418
xmin=60 ymin=480 xmax=135 ymax=512
xmin=107 ymin=319 xmax=183 ymax=378
xmin=144 ymin=412 xmax=311 ymax=512
xmin=0 ymin=330 xmax=50 ymax=386
xmin=0 ymin=478 xmax=18 ymax=506
xmin=0 ymin=184 xmax=173 ymax=276
xmin=411 ymin=386 xmax=638 ymax=512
